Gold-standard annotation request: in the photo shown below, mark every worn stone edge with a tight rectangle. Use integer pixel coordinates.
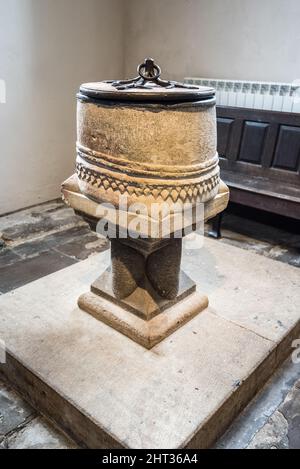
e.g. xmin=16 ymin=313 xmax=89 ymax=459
xmin=0 ymin=350 xmax=124 ymax=449
xmin=1 ymin=317 xmax=299 ymax=448
xmin=184 ymin=318 xmax=300 ymax=448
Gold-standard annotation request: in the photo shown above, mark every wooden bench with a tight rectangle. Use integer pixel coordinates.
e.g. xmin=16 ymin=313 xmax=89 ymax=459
xmin=210 ymin=106 xmax=300 ymax=237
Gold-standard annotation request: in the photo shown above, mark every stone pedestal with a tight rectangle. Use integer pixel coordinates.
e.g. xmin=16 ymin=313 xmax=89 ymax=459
xmin=62 ymin=174 xmax=229 ymax=347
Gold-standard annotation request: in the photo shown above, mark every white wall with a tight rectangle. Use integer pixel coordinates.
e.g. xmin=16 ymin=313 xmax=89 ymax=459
xmin=124 ymin=0 xmax=300 ymax=82
xmin=1 ymin=0 xmax=299 ymax=214
xmin=0 ymin=0 xmax=124 ymax=214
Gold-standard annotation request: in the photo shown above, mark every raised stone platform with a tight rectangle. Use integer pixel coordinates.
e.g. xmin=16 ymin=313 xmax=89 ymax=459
xmin=0 ymin=238 xmax=299 ymax=448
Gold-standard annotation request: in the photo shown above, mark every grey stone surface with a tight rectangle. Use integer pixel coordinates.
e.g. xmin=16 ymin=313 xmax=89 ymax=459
xmin=247 ymin=379 xmax=300 ymax=449
xmin=279 ymin=379 xmax=300 ymax=449
xmin=0 ymin=203 xmax=84 ymax=244
xmin=0 ymin=200 xmax=108 ymax=294
xmin=211 ymin=205 xmax=300 ymax=268
xmin=11 ymin=225 xmax=92 ymax=257
xmin=0 ymin=379 xmax=34 ymax=438
xmin=0 ymin=255 xmax=274 ymax=448
xmin=0 ymin=200 xmax=299 ymax=448
xmin=6 ymin=417 xmax=76 ymax=449
xmin=13 ymin=226 xmax=108 ymax=261
xmin=0 ymin=201 xmax=62 ymax=232
xmin=0 ymin=237 xmax=299 ymax=448
xmin=54 ymin=233 xmax=107 ymax=260
xmin=0 ymin=250 xmax=77 ymax=293
xmin=0 ymin=377 xmax=76 ymax=449
xmin=0 ymin=249 xmax=21 ymax=267
xmin=216 ymin=359 xmax=300 ymax=448
xmin=247 ymin=411 xmax=289 ymax=449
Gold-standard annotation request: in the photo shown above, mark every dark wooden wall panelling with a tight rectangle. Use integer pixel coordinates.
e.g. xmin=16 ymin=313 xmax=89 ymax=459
xmin=216 ymin=106 xmax=300 ymax=219
xmin=217 ymin=107 xmax=300 ymax=182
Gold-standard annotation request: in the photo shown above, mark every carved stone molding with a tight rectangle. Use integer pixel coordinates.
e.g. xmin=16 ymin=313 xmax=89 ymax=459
xmin=76 ymin=161 xmax=220 ymax=204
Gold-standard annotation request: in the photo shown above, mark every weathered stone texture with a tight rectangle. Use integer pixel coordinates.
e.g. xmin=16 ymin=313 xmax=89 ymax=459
xmin=248 ymin=379 xmax=300 ymax=449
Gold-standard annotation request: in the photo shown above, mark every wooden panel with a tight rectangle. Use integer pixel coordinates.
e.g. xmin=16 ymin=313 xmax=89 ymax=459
xmin=261 ymin=123 xmax=280 ymax=168
xmin=216 ymin=106 xmax=300 ymax=219
xmin=273 ymin=125 xmax=300 ymax=171
xmin=217 ymin=106 xmax=300 ymax=127
xmin=216 ymin=117 xmax=233 ymax=157
xmin=227 ymin=118 xmax=244 ymax=161
xmin=238 ymin=121 xmax=269 ymax=164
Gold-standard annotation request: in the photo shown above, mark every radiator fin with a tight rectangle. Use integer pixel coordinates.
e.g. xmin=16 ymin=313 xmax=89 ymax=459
xmin=184 ymin=78 xmax=300 ymax=113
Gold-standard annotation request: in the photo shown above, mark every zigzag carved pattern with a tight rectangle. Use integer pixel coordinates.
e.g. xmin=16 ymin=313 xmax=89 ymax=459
xmin=76 ymin=163 xmax=219 ymax=203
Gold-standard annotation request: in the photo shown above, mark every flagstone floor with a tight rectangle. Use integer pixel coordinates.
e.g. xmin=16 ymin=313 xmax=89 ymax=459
xmin=0 ymin=200 xmax=299 ymax=449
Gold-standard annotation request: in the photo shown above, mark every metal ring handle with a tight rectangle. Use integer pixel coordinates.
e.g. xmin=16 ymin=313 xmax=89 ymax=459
xmin=137 ymin=58 xmax=161 ymax=81
xmin=106 ymin=57 xmax=200 ymax=91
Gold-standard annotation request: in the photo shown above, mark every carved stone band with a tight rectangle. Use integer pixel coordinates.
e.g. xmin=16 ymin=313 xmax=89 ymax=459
xmin=76 ymin=158 xmax=220 ymax=206
xmin=76 ymin=144 xmax=220 ymax=179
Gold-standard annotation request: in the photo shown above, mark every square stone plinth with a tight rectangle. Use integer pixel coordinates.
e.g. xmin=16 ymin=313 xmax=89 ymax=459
xmin=0 ymin=239 xmax=299 ymax=448
xmin=78 ymin=268 xmax=208 ymax=349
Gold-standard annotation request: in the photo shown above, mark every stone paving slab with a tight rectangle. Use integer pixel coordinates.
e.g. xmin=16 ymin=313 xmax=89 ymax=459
xmin=0 ymin=377 xmax=76 ymax=449
xmin=0 ymin=201 xmax=108 ymax=294
xmin=216 ymin=358 xmax=300 ymax=448
xmin=217 ymin=207 xmax=300 ymax=268
xmin=182 ymin=241 xmax=300 ymax=344
xmin=0 ymin=379 xmax=33 ymax=438
xmin=0 ymin=250 xmax=77 ymax=293
xmin=5 ymin=417 xmax=76 ymax=449
xmin=247 ymin=379 xmax=300 ymax=449
xmin=0 ymin=238 xmax=299 ymax=448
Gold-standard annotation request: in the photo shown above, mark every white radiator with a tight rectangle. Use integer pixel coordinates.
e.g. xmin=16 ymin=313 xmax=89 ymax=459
xmin=184 ymin=77 xmax=300 ymax=113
